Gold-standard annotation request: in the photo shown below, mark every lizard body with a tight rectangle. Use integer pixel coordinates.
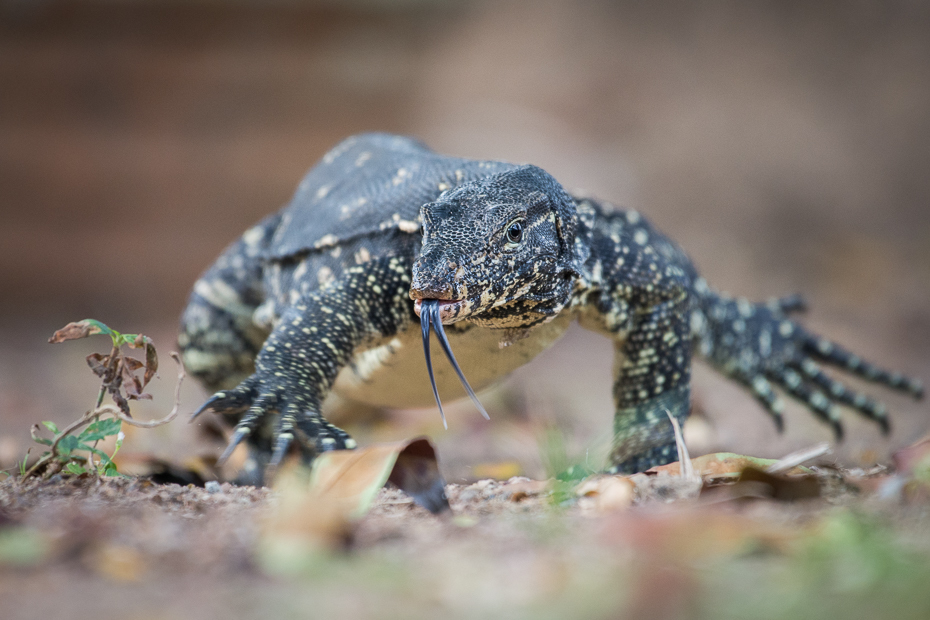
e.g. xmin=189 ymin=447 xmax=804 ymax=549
xmin=179 ymin=133 xmax=923 ymax=481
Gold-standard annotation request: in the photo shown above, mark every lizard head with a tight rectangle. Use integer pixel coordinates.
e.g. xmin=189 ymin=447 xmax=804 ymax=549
xmin=410 ymin=164 xmax=584 ymax=330
xmin=409 ymin=164 xmax=585 ymax=426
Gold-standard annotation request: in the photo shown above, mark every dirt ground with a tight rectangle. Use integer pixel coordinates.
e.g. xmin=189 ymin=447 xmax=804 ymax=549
xmin=3 ymin=456 xmax=930 ymax=620
xmin=2 ymin=1 xmax=930 ymax=617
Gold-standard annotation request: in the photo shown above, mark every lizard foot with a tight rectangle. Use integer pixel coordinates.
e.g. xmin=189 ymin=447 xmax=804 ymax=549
xmin=191 ymin=376 xmax=355 ymax=481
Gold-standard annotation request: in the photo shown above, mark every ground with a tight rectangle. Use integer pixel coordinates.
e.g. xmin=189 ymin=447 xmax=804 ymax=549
xmin=3 ymin=444 xmax=930 ymax=620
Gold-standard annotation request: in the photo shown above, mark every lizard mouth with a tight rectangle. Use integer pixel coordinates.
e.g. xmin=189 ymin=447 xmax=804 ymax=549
xmin=413 ymin=298 xmax=465 ymax=323
xmin=417 ymin=298 xmax=490 ymax=429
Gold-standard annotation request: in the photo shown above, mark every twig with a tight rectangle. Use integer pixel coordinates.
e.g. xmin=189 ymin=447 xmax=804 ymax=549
xmin=666 ymin=409 xmax=698 ymax=482
xmin=22 ymin=409 xmax=99 ymax=479
xmin=765 ymin=442 xmax=831 ymax=475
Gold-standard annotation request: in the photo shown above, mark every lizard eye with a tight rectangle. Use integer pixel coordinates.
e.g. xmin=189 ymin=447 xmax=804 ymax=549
xmin=505 ymin=219 xmax=525 ymax=246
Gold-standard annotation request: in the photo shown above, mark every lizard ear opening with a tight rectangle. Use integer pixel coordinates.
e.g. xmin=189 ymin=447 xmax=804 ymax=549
xmin=552 ymin=191 xmax=588 ymax=280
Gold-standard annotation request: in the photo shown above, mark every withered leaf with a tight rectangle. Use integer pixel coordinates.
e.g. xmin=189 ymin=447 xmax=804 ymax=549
xmin=129 ymin=335 xmax=158 ymax=388
xmin=892 ymin=435 xmax=930 ymax=476
xmin=111 ymin=388 xmax=130 ymax=416
xmin=48 ymin=320 xmax=107 ymax=344
xmin=121 ymin=362 xmax=144 ymax=399
xmin=733 ymin=467 xmax=821 ymax=501
xmin=647 ymin=453 xmax=810 ymax=480
xmin=122 ymin=357 xmax=144 ymax=372
xmin=308 ymin=436 xmax=449 ymax=517
xmin=386 ymin=438 xmax=448 ymax=514
xmin=86 ymin=353 xmax=110 ymax=378
xmin=259 ymin=437 xmax=448 ymax=567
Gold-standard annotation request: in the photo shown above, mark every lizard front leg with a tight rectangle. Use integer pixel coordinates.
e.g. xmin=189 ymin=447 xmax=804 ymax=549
xmin=193 ymin=256 xmax=414 ymax=483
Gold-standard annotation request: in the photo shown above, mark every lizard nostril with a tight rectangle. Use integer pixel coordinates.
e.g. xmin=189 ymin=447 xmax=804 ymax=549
xmin=409 ymin=279 xmax=456 ymax=301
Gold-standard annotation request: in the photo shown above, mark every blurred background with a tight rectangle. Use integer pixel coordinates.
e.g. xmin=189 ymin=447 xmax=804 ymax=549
xmin=1 ymin=0 xmax=928 ymax=481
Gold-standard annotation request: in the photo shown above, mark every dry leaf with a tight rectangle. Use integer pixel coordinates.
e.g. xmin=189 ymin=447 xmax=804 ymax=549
xmin=732 ymin=467 xmax=821 ymax=501
xmin=648 ymin=452 xmax=810 ymax=479
xmin=259 ymin=437 xmax=449 ymax=567
xmin=308 ymin=437 xmax=448 ymax=518
xmin=893 ymin=435 xmax=930 ymax=476
xmin=128 ymin=335 xmax=158 ymax=388
xmin=85 ymin=352 xmax=110 ymax=377
xmin=48 ymin=320 xmax=105 ymax=343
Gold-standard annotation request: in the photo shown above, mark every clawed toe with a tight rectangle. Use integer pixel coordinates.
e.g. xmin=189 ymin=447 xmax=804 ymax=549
xmin=195 ymin=376 xmax=357 ymax=478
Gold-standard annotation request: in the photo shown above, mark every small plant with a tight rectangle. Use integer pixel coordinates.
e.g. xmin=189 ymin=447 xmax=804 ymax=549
xmin=537 ymin=427 xmax=597 ymax=506
xmin=21 ymin=319 xmax=183 ymax=480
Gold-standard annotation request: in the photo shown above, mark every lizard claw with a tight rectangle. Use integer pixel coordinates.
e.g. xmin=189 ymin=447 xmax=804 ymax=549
xmin=218 ymin=427 xmax=250 ymax=466
xmin=195 ymin=370 xmax=356 ymax=478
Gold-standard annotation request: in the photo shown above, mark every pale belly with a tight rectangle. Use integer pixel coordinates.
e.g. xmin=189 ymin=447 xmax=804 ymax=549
xmin=330 ymin=312 xmax=574 ymax=409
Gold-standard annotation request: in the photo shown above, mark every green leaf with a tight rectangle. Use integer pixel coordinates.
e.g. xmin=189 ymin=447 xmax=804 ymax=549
xmin=84 ymin=445 xmax=114 ymax=465
xmin=80 ymin=418 xmax=122 ymax=442
xmin=41 ymin=421 xmax=59 ymax=434
xmin=100 ymin=461 xmax=122 ymax=477
xmin=56 ymin=435 xmax=83 ymax=459
xmin=32 ymin=437 xmax=52 ymax=446
xmin=64 ymin=462 xmax=87 ymax=475
xmin=82 ymin=319 xmax=114 ymax=338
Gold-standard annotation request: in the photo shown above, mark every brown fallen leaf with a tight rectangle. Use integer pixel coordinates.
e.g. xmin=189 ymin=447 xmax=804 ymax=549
xmin=647 ymin=452 xmax=810 ymax=480
xmin=732 ymin=467 xmax=821 ymax=502
xmin=892 ymin=434 xmax=930 ymax=476
xmin=307 ymin=436 xmax=448 ymax=517
xmin=383 ymin=438 xmax=449 ymax=513
xmin=259 ymin=437 xmax=448 ymax=566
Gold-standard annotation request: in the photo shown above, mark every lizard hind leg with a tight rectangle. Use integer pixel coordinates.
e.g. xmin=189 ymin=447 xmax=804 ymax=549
xmin=179 ymin=216 xmax=279 ymax=393
xmin=608 ymin=384 xmax=691 ymax=474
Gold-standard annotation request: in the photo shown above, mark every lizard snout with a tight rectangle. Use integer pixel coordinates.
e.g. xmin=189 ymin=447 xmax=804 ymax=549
xmin=409 ymin=256 xmax=465 ymax=301
xmin=409 ymin=277 xmax=456 ymax=301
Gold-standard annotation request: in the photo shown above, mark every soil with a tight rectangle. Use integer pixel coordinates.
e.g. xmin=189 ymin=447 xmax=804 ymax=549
xmin=3 ymin=460 xmax=930 ymax=620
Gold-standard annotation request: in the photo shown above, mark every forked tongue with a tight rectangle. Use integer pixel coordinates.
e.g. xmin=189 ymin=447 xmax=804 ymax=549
xmin=420 ymin=299 xmax=490 ymax=428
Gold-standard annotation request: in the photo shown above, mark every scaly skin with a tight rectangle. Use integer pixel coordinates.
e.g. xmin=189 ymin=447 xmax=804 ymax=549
xmin=179 ymin=133 xmax=923 ymax=483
